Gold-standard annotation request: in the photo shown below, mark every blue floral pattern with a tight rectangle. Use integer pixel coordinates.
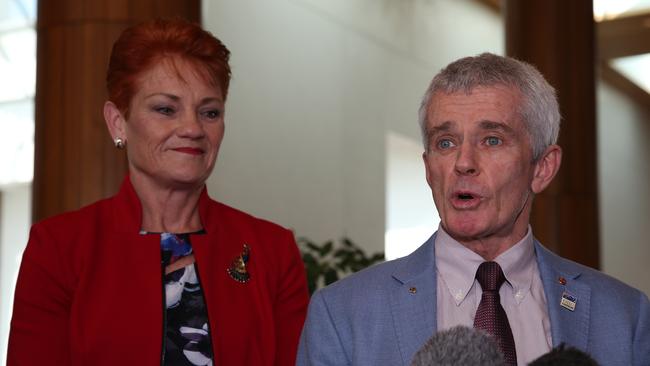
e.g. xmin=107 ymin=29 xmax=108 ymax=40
xmin=160 ymin=233 xmax=214 ymax=365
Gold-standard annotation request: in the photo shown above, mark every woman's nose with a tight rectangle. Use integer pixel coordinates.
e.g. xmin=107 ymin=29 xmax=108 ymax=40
xmin=177 ymin=113 xmax=205 ymax=138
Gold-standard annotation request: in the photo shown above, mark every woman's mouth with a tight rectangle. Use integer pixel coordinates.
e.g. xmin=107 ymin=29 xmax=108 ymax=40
xmin=172 ymin=147 xmax=204 ymax=155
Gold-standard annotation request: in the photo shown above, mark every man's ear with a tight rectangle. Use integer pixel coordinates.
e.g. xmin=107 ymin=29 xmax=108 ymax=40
xmin=531 ymin=144 xmax=562 ymax=194
xmin=103 ymin=101 xmax=126 ymax=142
xmin=423 ymin=151 xmax=433 ymax=189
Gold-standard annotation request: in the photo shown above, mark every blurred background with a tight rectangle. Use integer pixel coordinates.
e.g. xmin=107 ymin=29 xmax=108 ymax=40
xmin=1 ymin=0 xmax=650 ymax=361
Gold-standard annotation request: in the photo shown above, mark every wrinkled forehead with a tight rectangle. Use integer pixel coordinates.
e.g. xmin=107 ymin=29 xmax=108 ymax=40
xmin=426 ymin=86 xmax=525 ymax=129
xmin=134 ymin=56 xmax=221 ymax=95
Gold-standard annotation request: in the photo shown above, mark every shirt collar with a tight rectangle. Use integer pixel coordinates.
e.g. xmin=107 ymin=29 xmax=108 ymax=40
xmin=435 ymin=224 xmax=536 ymax=306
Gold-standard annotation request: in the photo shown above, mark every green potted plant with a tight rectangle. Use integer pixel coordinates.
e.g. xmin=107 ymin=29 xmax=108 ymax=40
xmin=298 ymin=237 xmax=385 ymax=295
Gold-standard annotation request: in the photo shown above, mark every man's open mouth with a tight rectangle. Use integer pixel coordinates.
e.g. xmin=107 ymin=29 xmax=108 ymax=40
xmin=450 ymin=191 xmax=482 ymax=208
xmin=457 ymin=193 xmax=475 ymax=200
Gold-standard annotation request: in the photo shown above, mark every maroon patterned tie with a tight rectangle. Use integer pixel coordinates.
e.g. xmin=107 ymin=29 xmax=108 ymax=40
xmin=474 ymin=261 xmax=517 ymax=366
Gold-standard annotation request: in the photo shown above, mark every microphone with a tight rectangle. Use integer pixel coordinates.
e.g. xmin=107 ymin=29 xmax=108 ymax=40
xmin=410 ymin=326 xmax=505 ymax=366
xmin=528 ymin=344 xmax=599 ymax=366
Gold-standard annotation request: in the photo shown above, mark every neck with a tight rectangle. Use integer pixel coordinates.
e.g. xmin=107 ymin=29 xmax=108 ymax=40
xmin=130 ymin=173 xmax=204 ymax=233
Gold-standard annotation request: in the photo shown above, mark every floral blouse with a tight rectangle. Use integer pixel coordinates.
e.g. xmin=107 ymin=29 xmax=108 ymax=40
xmin=157 ymin=232 xmax=214 ymax=365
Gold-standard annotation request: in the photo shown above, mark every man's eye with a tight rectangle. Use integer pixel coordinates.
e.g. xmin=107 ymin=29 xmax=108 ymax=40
xmin=156 ymin=106 xmax=174 ymax=115
xmin=437 ymin=139 xmax=455 ymax=149
xmin=485 ymin=136 xmax=502 ymax=146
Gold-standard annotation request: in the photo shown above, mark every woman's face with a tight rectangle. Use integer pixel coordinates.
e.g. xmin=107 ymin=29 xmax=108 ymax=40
xmin=107 ymin=57 xmax=225 ymax=189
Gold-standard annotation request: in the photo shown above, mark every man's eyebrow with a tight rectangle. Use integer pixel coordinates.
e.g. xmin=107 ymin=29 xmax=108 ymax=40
xmin=425 ymin=121 xmax=454 ymax=145
xmin=478 ymin=120 xmax=516 ymax=135
xmin=427 ymin=121 xmax=453 ymax=136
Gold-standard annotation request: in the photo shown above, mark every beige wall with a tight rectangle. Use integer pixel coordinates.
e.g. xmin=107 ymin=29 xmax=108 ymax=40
xmin=0 ymin=184 xmax=31 ymax=362
xmin=202 ymin=1 xmax=650 ymax=297
xmin=597 ymin=81 xmax=650 ymax=296
xmin=202 ymin=0 xmax=503 ymax=253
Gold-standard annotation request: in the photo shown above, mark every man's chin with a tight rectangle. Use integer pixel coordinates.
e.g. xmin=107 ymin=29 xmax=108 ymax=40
xmin=441 ymin=220 xmax=486 ymax=242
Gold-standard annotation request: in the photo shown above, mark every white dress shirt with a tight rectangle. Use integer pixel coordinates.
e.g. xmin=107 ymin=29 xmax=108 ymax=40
xmin=435 ymin=225 xmax=552 ymax=366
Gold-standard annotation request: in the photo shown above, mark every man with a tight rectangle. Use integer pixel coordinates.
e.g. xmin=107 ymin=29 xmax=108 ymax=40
xmin=297 ymin=53 xmax=650 ymax=366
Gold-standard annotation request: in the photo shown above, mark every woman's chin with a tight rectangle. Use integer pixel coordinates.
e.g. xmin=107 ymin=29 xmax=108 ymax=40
xmin=167 ymin=173 xmax=210 ymax=188
xmin=133 ymin=170 xmax=211 ymax=190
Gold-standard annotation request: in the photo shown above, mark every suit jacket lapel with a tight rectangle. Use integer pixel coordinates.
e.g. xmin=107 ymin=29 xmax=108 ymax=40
xmin=535 ymin=241 xmax=591 ymax=350
xmin=389 ymin=234 xmax=438 ymax=365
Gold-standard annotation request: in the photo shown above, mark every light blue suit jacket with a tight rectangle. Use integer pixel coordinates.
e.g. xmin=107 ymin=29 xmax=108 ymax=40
xmin=297 ymin=233 xmax=650 ymax=365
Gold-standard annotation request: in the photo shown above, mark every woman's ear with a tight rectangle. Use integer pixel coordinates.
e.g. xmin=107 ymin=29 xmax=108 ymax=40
xmin=531 ymin=144 xmax=562 ymax=194
xmin=103 ymin=101 xmax=126 ymax=142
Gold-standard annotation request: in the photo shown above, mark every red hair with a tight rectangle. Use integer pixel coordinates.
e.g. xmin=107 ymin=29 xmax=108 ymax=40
xmin=106 ymin=18 xmax=231 ymax=115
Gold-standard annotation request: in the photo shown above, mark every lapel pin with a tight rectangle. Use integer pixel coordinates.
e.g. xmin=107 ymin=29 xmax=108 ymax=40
xmin=227 ymin=244 xmax=251 ymax=283
xmin=558 ymin=276 xmax=567 ymax=285
xmin=409 ymin=287 xmax=417 ymax=294
xmin=560 ymin=291 xmax=577 ymax=311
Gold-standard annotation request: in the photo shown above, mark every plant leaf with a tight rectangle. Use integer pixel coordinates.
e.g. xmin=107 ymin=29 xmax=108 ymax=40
xmin=324 ymin=268 xmax=339 ymax=286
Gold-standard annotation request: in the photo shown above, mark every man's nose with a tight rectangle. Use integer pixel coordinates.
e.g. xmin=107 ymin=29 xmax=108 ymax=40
xmin=454 ymin=143 xmax=478 ymax=175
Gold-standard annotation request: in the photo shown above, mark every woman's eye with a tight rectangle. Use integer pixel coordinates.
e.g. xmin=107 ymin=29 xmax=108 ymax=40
xmin=203 ymin=110 xmax=221 ymax=119
xmin=485 ymin=136 xmax=502 ymax=146
xmin=156 ymin=106 xmax=174 ymax=115
xmin=437 ymin=139 xmax=455 ymax=149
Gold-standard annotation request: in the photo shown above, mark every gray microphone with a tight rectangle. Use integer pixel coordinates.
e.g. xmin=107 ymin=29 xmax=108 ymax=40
xmin=410 ymin=326 xmax=505 ymax=366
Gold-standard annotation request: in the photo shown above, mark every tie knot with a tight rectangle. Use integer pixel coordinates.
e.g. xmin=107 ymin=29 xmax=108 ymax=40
xmin=475 ymin=261 xmax=505 ymax=291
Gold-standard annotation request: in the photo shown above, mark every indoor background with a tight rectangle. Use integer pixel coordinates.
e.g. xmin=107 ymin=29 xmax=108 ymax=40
xmin=1 ymin=0 xmax=649 ymax=362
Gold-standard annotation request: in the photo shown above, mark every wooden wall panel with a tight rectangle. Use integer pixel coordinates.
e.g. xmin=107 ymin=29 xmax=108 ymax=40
xmin=33 ymin=0 xmax=200 ymax=222
xmin=598 ymin=12 xmax=650 ymax=59
xmin=505 ymin=0 xmax=600 ymax=268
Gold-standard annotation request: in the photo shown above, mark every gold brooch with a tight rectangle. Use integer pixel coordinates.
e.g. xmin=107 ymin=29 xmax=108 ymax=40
xmin=227 ymin=244 xmax=250 ymax=283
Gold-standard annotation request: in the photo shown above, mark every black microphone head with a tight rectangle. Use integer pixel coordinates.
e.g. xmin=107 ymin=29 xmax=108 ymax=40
xmin=528 ymin=344 xmax=599 ymax=366
xmin=410 ymin=326 xmax=505 ymax=366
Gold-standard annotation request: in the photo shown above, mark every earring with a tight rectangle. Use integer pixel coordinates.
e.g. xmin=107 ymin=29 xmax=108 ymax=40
xmin=114 ymin=137 xmax=125 ymax=149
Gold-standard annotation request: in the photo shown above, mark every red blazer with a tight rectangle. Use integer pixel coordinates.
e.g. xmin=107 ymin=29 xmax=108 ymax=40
xmin=8 ymin=177 xmax=309 ymax=365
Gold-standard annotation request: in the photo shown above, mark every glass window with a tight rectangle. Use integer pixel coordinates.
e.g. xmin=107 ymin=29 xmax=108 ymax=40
xmin=0 ymin=0 xmax=37 ymax=184
xmin=0 ymin=0 xmax=36 ymax=361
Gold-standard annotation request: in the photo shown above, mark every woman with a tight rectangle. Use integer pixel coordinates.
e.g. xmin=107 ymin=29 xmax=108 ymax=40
xmin=8 ymin=18 xmax=308 ymax=365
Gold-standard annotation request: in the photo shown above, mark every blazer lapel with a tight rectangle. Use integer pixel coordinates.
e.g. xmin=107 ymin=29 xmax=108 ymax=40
xmin=389 ymin=234 xmax=438 ymax=365
xmin=535 ymin=241 xmax=591 ymax=350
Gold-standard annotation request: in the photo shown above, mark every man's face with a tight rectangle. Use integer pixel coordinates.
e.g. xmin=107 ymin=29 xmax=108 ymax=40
xmin=423 ymin=85 xmax=539 ymax=246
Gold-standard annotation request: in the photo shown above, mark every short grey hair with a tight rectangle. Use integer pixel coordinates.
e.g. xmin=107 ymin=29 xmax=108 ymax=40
xmin=418 ymin=53 xmax=560 ymax=160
